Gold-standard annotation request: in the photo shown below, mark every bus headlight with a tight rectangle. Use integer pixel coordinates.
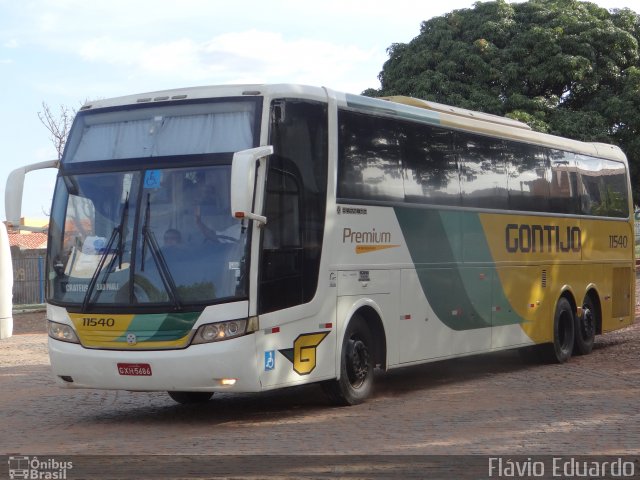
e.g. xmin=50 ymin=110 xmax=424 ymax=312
xmin=192 ymin=319 xmax=249 ymax=344
xmin=48 ymin=320 xmax=80 ymax=344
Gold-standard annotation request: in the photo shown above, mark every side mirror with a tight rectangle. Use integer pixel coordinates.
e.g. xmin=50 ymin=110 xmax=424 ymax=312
xmin=230 ymin=146 xmax=273 ymax=224
xmin=5 ymin=159 xmax=59 ymax=231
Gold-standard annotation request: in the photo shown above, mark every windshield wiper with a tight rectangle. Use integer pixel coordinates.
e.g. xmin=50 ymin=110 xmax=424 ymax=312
xmin=141 ymin=193 xmax=182 ymax=310
xmin=81 ymin=194 xmax=129 ymax=311
xmin=117 ymin=193 xmax=129 ymax=269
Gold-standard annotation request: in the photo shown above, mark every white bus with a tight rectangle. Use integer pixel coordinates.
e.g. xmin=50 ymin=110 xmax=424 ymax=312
xmin=5 ymin=85 xmax=635 ymax=405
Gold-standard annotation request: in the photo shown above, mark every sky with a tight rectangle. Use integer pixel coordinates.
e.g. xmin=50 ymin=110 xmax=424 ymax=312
xmin=1 ymin=0 xmax=637 ymax=220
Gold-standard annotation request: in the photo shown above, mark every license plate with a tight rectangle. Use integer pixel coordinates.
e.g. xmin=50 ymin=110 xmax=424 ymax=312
xmin=117 ymin=363 xmax=152 ymax=376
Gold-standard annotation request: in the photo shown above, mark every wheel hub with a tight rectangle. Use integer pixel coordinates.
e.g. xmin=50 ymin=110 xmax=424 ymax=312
xmin=581 ymin=307 xmax=595 ymax=338
xmin=346 ymin=338 xmax=370 ymax=388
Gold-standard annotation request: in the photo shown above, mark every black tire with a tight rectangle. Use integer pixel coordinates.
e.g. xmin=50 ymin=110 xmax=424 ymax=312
xmin=322 ymin=315 xmax=374 ymax=406
xmin=541 ymin=297 xmax=575 ymax=363
xmin=574 ymin=296 xmax=596 ymax=355
xmin=168 ymin=391 xmax=213 ymax=404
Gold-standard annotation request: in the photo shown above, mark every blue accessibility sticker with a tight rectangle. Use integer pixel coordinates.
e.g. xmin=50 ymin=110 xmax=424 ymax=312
xmin=264 ymin=350 xmax=275 ymax=371
xmin=144 ymin=170 xmax=162 ymax=189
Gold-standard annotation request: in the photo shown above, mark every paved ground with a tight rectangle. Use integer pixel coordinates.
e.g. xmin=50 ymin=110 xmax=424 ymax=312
xmin=1 ymin=290 xmax=639 ymax=478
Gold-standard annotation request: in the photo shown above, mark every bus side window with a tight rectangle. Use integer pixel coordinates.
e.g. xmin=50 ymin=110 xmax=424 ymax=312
xmin=459 ymin=132 xmax=508 ymax=209
xmin=549 ymin=150 xmax=580 ymax=215
xmin=576 ymin=155 xmax=629 ymax=217
xmin=337 ymin=111 xmax=404 ymax=202
xmin=505 ymin=143 xmax=550 ymax=212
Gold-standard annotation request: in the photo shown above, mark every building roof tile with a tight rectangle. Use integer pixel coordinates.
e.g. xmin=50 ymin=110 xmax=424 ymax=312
xmin=8 ymin=232 xmax=48 ymax=250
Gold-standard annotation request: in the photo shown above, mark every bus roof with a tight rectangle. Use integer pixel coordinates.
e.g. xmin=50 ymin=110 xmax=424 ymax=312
xmin=79 ymin=84 xmax=327 ymax=111
xmin=381 ymin=95 xmax=532 ymax=131
xmin=79 ymin=83 xmax=627 ymax=165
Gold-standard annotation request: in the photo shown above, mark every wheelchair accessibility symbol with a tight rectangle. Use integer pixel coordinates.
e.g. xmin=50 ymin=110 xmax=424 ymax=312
xmin=144 ymin=170 xmax=162 ymax=189
xmin=264 ymin=351 xmax=275 ymax=371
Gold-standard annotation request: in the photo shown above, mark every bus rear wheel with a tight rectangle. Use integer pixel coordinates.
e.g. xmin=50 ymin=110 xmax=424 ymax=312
xmin=168 ymin=391 xmax=213 ymax=404
xmin=322 ymin=315 xmax=374 ymax=406
xmin=574 ymin=296 xmax=596 ymax=355
xmin=542 ymin=297 xmax=575 ymax=363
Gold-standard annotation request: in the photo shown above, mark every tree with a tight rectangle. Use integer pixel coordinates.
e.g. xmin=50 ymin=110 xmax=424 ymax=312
xmin=365 ymin=0 xmax=640 ymax=201
xmin=37 ymin=102 xmax=75 ymax=161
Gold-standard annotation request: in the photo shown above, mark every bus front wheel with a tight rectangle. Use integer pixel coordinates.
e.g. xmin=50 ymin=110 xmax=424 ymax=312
xmin=322 ymin=315 xmax=374 ymax=406
xmin=168 ymin=391 xmax=213 ymax=404
xmin=542 ymin=297 xmax=575 ymax=363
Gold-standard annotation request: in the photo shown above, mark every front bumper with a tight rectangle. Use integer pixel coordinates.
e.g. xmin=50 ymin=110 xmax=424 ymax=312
xmin=48 ymin=334 xmax=261 ymax=392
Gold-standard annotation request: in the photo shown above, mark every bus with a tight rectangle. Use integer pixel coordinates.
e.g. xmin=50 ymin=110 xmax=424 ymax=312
xmin=5 ymin=84 xmax=635 ymax=405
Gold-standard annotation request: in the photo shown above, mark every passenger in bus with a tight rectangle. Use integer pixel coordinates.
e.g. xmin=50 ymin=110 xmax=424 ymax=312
xmin=163 ymin=228 xmax=183 ymax=247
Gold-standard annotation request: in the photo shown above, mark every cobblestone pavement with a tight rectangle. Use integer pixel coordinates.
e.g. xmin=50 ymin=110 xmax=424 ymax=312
xmin=1 ymin=290 xmax=639 ymax=460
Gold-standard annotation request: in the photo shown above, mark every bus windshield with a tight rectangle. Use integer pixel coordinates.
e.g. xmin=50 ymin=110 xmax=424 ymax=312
xmin=46 ymin=98 xmax=260 ymax=310
xmin=48 ymin=164 xmax=248 ymax=309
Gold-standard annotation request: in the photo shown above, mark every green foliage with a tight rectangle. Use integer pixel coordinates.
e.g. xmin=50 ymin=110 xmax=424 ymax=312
xmin=589 ymin=185 xmax=627 ymax=217
xmin=367 ymin=0 xmax=640 ymax=203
